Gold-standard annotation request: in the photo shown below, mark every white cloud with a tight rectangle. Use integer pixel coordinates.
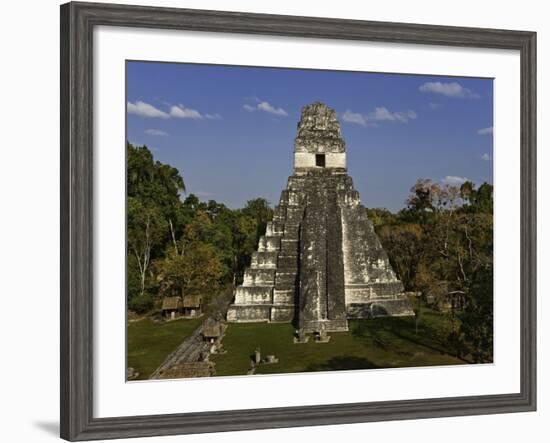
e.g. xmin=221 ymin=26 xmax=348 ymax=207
xmin=372 ymin=107 xmax=395 ymax=121
xmin=170 ymin=104 xmax=203 ymax=119
xmin=481 ymin=153 xmax=491 ymax=161
xmin=394 ymin=109 xmax=417 ymax=123
xmin=127 ymin=101 xmax=170 ymax=118
xmin=441 ymin=175 xmax=469 ymax=186
xmin=419 ymin=82 xmax=480 ymax=98
xmin=477 ymin=126 xmax=493 ymax=135
xmin=128 ymin=100 xmax=221 ymax=121
xmin=257 ymin=101 xmax=288 ymax=116
xmin=243 ymin=100 xmax=288 ymax=117
xmin=144 ymin=129 xmax=168 ymax=136
xmin=342 ymin=107 xmax=417 ymax=126
xmin=341 ymin=110 xmax=369 ymax=126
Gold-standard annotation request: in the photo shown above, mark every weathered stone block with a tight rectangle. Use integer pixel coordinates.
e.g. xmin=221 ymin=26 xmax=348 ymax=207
xmin=227 ymin=102 xmax=413 ymax=330
xmin=234 ymin=286 xmax=273 ymax=304
xmin=257 ymin=236 xmax=281 ymax=252
xmin=270 ymin=306 xmax=295 ymax=322
xmin=250 ymin=251 xmax=278 ymax=269
xmin=265 ymin=221 xmax=282 ymax=236
xmin=243 ymin=268 xmax=276 ymax=286
xmin=346 ymin=298 xmax=414 ymax=319
xmin=276 ymin=254 xmax=299 ymax=269
xmin=227 ymin=305 xmax=271 ymax=322
xmin=274 ymin=271 xmax=298 ymax=287
xmin=280 ymin=238 xmax=299 ymax=254
xmin=273 ymin=290 xmax=295 ymax=305
xmin=283 ymin=223 xmax=300 ymax=237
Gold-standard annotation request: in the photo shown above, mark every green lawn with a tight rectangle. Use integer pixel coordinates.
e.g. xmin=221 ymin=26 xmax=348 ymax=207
xmin=127 ymin=316 xmax=203 ymax=380
xmin=213 ymin=308 xmax=468 ymax=376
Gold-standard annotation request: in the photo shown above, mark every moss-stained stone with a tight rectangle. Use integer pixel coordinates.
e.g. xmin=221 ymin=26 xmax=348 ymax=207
xmin=226 ymin=102 xmax=414 ymax=333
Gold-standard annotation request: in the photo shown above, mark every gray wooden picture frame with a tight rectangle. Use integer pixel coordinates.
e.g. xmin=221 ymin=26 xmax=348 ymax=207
xmin=60 ymin=1 xmax=537 ymax=441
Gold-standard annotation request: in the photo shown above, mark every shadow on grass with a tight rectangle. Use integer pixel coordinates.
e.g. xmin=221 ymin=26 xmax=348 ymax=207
xmin=391 ymin=317 xmax=472 ymax=364
xmin=351 ymin=315 xmax=472 ymax=364
xmin=306 ymin=355 xmax=379 ymax=372
xmin=351 ymin=322 xmax=389 ymax=350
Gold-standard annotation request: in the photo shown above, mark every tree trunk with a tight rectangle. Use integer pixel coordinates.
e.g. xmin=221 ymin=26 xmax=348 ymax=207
xmin=169 ymin=218 xmax=178 ymax=254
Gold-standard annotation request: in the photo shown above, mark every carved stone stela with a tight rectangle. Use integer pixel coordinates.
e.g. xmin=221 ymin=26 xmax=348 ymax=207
xmin=227 ymin=102 xmax=414 ymax=334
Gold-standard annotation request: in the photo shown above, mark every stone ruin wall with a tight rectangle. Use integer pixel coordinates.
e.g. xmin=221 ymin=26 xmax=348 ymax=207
xmin=226 ymin=102 xmax=414 ymax=329
xmin=226 ymin=174 xmax=414 ymax=325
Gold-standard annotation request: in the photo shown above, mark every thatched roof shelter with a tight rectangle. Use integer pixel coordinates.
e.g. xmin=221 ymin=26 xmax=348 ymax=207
xmin=202 ymin=321 xmax=222 ymax=339
xmin=161 ymin=296 xmax=182 ymax=311
xmin=183 ymin=294 xmax=202 ymax=308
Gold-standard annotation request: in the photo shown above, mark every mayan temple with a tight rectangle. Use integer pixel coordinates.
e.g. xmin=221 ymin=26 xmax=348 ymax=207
xmin=226 ymin=102 xmax=413 ymax=334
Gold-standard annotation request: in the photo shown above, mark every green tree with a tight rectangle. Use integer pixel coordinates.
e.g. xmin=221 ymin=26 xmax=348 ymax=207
xmin=127 ymin=142 xmax=186 ymax=254
xmin=126 ymin=141 xmax=187 ymax=300
xmin=242 ymin=198 xmax=273 ymax=246
xmin=127 ymin=142 xmax=185 ymax=208
xmin=232 ymin=214 xmax=258 ymax=284
xmin=366 ymin=207 xmax=397 ymax=230
xmin=156 ymin=242 xmax=223 ymax=299
xmin=461 ymin=181 xmax=493 ymax=214
xmin=127 ymin=198 xmax=167 ymax=297
xmin=460 ymin=266 xmax=493 ymax=362
xmin=378 ymin=223 xmax=424 ymax=290
xmin=375 ymin=179 xmax=493 ymax=362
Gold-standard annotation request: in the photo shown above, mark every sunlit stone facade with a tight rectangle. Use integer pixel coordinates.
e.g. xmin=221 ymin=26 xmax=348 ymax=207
xmin=226 ymin=102 xmax=413 ymax=332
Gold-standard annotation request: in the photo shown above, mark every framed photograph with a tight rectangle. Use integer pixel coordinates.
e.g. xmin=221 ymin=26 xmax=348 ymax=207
xmin=60 ymin=1 xmax=536 ymax=441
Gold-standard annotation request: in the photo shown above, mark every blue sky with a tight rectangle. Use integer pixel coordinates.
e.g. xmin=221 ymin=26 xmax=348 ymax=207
xmin=127 ymin=61 xmax=493 ymax=212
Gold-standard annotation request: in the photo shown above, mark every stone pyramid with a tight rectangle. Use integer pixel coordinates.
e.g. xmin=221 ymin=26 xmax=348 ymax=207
xmin=227 ymin=102 xmax=413 ymax=333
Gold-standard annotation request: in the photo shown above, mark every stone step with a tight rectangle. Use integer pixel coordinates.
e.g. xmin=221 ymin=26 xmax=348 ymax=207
xmin=273 ymin=289 xmax=295 ymax=305
xmin=250 ymin=251 xmax=278 ymax=269
xmin=265 ymin=221 xmax=283 ymax=237
xmin=227 ymin=305 xmax=271 ymax=322
xmin=277 ymin=254 xmax=299 ymax=269
xmin=280 ymin=238 xmax=299 ymax=254
xmin=287 ymin=191 xmax=302 ymax=206
xmin=274 ymin=281 xmax=298 ymax=291
xmin=257 ymin=236 xmax=282 ymax=252
xmin=285 ymin=206 xmax=304 ymax=220
xmin=234 ymin=286 xmax=273 ymax=304
xmin=344 ymin=282 xmax=404 ymax=301
xmin=280 ymin=227 xmax=299 ymax=239
xmin=275 ymin=271 xmax=298 ymax=286
xmin=272 ymin=213 xmax=285 ymax=224
xmin=279 ymin=190 xmax=302 ymax=205
xmin=367 ymin=281 xmax=404 ymax=296
xmin=243 ymin=268 xmax=276 ymax=286
xmin=280 ymin=231 xmax=299 ymax=242
xmin=270 ymin=306 xmax=294 ymax=322
xmin=346 ymin=298 xmax=414 ymax=319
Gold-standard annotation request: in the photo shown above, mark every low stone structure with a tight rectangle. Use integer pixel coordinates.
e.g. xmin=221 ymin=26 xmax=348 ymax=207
xmin=149 ymin=318 xmax=225 ymax=379
xmin=227 ymin=102 xmax=414 ymax=335
xmin=155 ymin=361 xmax=214 ymax=379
